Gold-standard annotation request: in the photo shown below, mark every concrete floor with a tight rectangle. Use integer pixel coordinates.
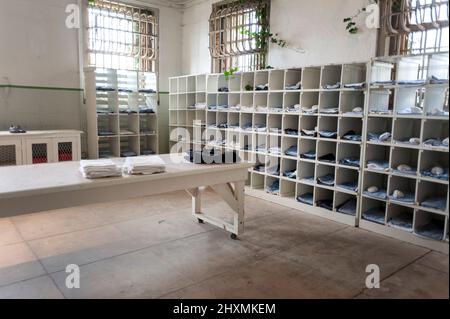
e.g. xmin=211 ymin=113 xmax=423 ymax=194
xmin=0 ymin=190 xmax=448 ymax=299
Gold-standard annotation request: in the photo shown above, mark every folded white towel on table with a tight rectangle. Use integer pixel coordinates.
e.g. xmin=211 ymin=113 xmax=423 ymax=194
xmin=80 ymin=159 xmax=122 ymax=179
xmin=123 ymin=155 xmax=166 ymax=175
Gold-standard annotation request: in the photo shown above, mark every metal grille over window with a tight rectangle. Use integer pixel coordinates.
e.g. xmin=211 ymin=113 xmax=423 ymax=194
xmin=87 ymin=0 xmax=158 ymax=72
xmin=0 ymin=145 xmax=17 ymax=166
xmin=379 ymin=0 xmax=449 ymax=56
xmin=32 ymin=144 xmax=48 ymax=164
xmin=209 ymin=0 xmax=270 ymax=72
xmin=58 ymin=142 xmax=73 ymax=162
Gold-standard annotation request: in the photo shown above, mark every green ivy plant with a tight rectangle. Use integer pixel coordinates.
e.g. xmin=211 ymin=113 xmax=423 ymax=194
xmin=343 ymin=0 xmax=379 ymax=34
xmin=224 ymin=67 xmax=239 ymax=80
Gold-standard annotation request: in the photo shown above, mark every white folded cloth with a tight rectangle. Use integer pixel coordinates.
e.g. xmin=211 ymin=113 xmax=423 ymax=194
xmin=80 ymin=159 xmax=122 ymax=179
xmin=123 ymin=155 xmax=166 ymax=175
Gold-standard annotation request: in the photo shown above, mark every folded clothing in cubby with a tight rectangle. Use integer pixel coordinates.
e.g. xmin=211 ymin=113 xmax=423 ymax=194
xmin=283 ymin=169 xmax=297 ymax=179
xmin=420 ymin=196 xmax=447 ymax=211
xmin=426 ymin=109 xmax=449 ymax=117
xmin=285 ymin=81 xmax=302 ymax=90
xmin=218 ymin=87 xmax=229 ymax=92
xmin=342 ymin=130 xmax=362 ymax=141
xmin=318 ymin=153 xmax=336 ymax=163
xmin=337 ymin=199 xmax=357 ymax=216
xmin=141 ymin=149 xmax=155 ymax=156
xmin=268 ymin=146 xmax=281 ymax=155
xmin=316 ymin=199 xmax=333 ymax=210
xmin=323 ymin=82 xmax=341 ymax=90
xmin=421 ymin=167 xmax=449 ymax=181
xmin=368 ymin=132 xmax=391 ymax=143
xmin=396 ymin=106 xmax=422 ymax=115
xmin=387 ymin=213 xmax=413 ymax=232
xmin=423 ymin=138 xmax=449 ymax=148
xmin=393 ymin=164 xmax=417 ymax=175
xmin=362 ymin=207 xmax=386 ymax=224
xmin=337 ymin=180 xmax=358 ymax=192
xmin=363 ymin=187 xmax=387 ymax=200
xmin=301 ymin=128 xmax=317 ymax=137
xmin=317 ymin=174 xmax=335 ymax=186
xmin=287 ymin=104 xmax=301 ymax=113
xmin=285 ymin=145 xmax=298 ymax=157
xmin=284 ymin=128 xmax=299 ymax=136
xmin=301 ymin=105 xmax=318 ymax=114
xmin=389 ymin=190 xmax=415 ymax=203
xmin=267 ymin=164 xmax=280 ymax=176
xmin=339 ymin=157 xmax=360 ymax=167
xmin=300 ymin=150 xmax=316 ymax=160
xmin=266 ymin=180 xmax=280 ymax=195
xmin=98 ymin=130 xmax=115 ymax=136
xmin=120 ymin=149 xmax=137 ymax=157
xmin=254 ymin=124 xmax=267 ymax=132
xmin=269 ymin=127 xmax=282 ymax=134
xmin=123 ymin=156 xmax=166 ymax=175
xmin=367 ymin=160 xmax=389 ymax=171
xmin=256 ymin=83 xmax=269 ymax=91
xmin=80 ymin=159 xmax=122 ymax=179
xmin=254 ymin=163 xmax=266 ymax=172
xmin=415 ymin=219 xmax=444 ymax=240
xmin=319 ymin=130 xmax=337 ymax=139
xmin=300 ymin=176 xmax=315 ymax=183
xmin=297 ymin=193 xmax=314 ymax=206
xmin=397 ymin=79 xmax=426 ymax=86
xmin=185 ymin=149 xmax=240 ymax=164
xmin=344 ymin=82 xmax=365 ymax=89
xmin=320 ymin=108 xmax=339 ymax=114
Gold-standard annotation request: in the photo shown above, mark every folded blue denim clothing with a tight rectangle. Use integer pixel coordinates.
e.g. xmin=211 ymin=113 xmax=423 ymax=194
xmin=427 ymin=109 xmax=449 ymax=117
xmin=397 ymin=106 xmax=422 ymax=115
xmin=301 ymin=129 xmax=317 ymax=137
xmin=217 ymin=123 xmax=228 ymax=129
xmin=367 ymin=160 xmax=389 ymax=171
xmin=297 ymin=193 xmax=314 ymax=205
xmin=256 ymin=84 xmax=269 ymax=91
xmin=208 ymin=105 xmax=217 ymax=110
xmin=139 ymin=107 xmax=155 ymax=113
xmin=363 ymin=188 xmax=387 ymax=200
xmin=218 ymin=87 xmax=229 ymax=92
xmin=389 ymin=191 xmax=415 ymax=203
xmin=208 ymin=124 xmax=218 ymax=129
xmin=318 ymin=153 xmax=336 ymax=163
xmin=420 ymin=196 xmax=447 ymax=211
xmin=362 ymin=207 xmax=386 ymax=224
xmin=342 ymin=130 xmax=362 ymax=141
xmin=242 ymin=123 xmax=253 ymax=131
xmin=320 ymin=108 xmax=339 ymax=114
xmin=316 ymin=199 xmax=333 ymax=210
xmin=319 ymin=130 xmax=337 ymax=139
xmin=96 ymin=86 xmax=115 ymax=92
xmin=372 ymin=80 xmax=395 ymax=86
xmin=415 ymin=219 xmax=444 ymax=240
xmin=97 ymin=108 xmax=114 ymax=114
xmin=337 ymin=199 xmax=357 ymax=216
xmin=98 ymin=131 xmax=115 ymax=136
xmin=395 ymin=137 xmax=420 ymax=145
xmin=285 ymin=128 xmax=299 ymax=136
xmin=120 ymin=149 xmax=137 ymax=157
xmin=285 ymin=145 xmax=298 ymax=157
xmin=429 ymin=75 xmax=449 ymax=84
xmin=337 ymin=180 xmax=358 ymax=192
xmin=397 ymin=79 xmax=426 ymax=86
xmin=393 ymin=166 xmax=417 ymax=175
xmin=141 ymin=149 xmax=155 ymax=155
xmin=339 ymin=157 xmax=360 ymax=167
xmin=323 ymin=82 xmax=341 ymax=90
xmin=368 ymin=132 xmax=391 ymax=143
xmin=267 ymin=165 xmax=280 ymax=176
xmin=270 ymin=127 xmax=282 ymax=134
xmin=285 ymin=81 xmax=301 ymax=90
xmin=254 ymin=164 xmax=266 ymax=172
xmin=139 ymin=88 xmax=156 ymax=94
xmin=423 ymin=138 xmax=447 ymax=147
xmin=300 ymin=150 xmax=316 ymax=160
xmin=300 ymin=176 xmax=315 ymax=183
xmin=283 ymin=169 xmax=297 ymax=179
xmin=317 ymin=174 xmax=335 ymax=186
xmin=388 ymin=213 xmax=413 ymax=232
xmin=254 ymin=124 xmax=267 ymax=132
xmin=421 ymin=168 xmax=449 ymax=181
xmin=344 ymin=82 xmax=365 ymax=89
xmin=266 ymin=180 xmax=280 ymax=194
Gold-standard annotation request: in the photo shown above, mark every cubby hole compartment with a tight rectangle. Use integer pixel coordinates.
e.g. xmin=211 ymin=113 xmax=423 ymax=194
xmin=240 ymin=113 xmax=253 ymax=132
xmin=296 ymin=183 xmax=315 ymax=205
xmin=229 ymin=74 xmax=242 ymax=92
xmin=284 ymin=69 xmax=302 ymax=90
xmin=342 ymin=63 xmax=366 ymax=86
xmin=97 ymin=115 xmax=119 ymax=136
xmin=186 ymin=93 xmax=196 ymax=109
xmin=422 ymin=119 xmax=449 ymax=146
xmin=207 ymin=74 xmax=227 ymax=93
xmin=392 ymin=118 xmax=421 ymax=145
xmin=206 ymin=94 xmax=217 ymax=109
xmin=397 ymin=55 xmax=424 ymax=82
xmin=96 ymin=91 xmax=118 ymax=113
xmin=282 ymin=91 xmax=300 ymax=111
xmin=282 ymin=136 xmax=299 ymax=158
xmin=321 ymin=65 xmax=342 ymax=88
xmin=268 ymin=92 xmax=284 ymax=111
xmin=300 ymin=115 xmax=318 ymax=136
xmin=255 ymin=70 xmax=269 ymax=88
xmin=317 ymin=141 xmax=337 ymax=164
xmin=281 ymin=158 xmax=297 ymax=180
xmin=196 ymin=92 xmax=206 ymax=106
xmin=300 ymin=92 xmax=319 ymax=111
xmin=417 ymin=180 xmax=448 ymax=213
xmin=298 ymin=161 xmax=315 ymax=184
xmin=117 ymin=70 xmax=137 ymax=92
xmin=139 ymin=116 xmax=157 ymax=135
xmin=334 ymin=192 xmax=358 ymax=216
xmin=338 ymin=117 xmax=363 ymax=142
xmin=267 ymin=135 xmax=282 ymax=156
xmin=255 ymin=133 xmax=267 ymax=154
xmin=178 ymin=110 xmax=187 ymax=126
xmin=241 ymin=72 xmax=255 ymax=91
xmin=424 ymin=86 xmax=449 ymax=115
xmin=240 ymin=132 xmax=253 ymax=152
xmin=254 ymin=92 xmax=268 ymax=111
xmin=362 ymin=171 xmax=389 ymax=200
xmin=178 ymin=77 xmax=187 ymax=93
xmin=428 ymin=53 xmax=449 ymax=80
xmin=337 ymin=143 xmax=361 ymax=168
xmin=394 ymin=87 xmax=423 ymax=115
xmin=368 ymin=89 xmax=393 ymax=114
xmin=228 ymin=93 xmax=240 ymax=109
xmin=414 ymin=210 xmax=446 ymax=241
xmin=269 ymin=70 xmax=285 ymax=91
xmin=227 ymin=131 xmax=240 ymax=149
xmin=228 ymin=112 xmax=240 ymax=129
xmin=265 ymin=176 xmax=280 ymax=195
xmin=319 ymin=91 xmax=340 ymax=113
xmin=138 ymin=92 xmax=157 ymax=112
xmin=195 ymin=110 xmax=206 ymax=125
xmin=318 ymin=116 xmax=338 ymax=140
xmin=217 ymin=94 xmax=228 ymax=108
xmin=196 ymin=74 xmax=206 ymax=92
xmin=365 ymin=144 xmax=390 ymax=171
xmin=254 ymin=113 xmax=267 ymax=131
xmin=240 ymin=93 xmax=254 ymax=110
xmin=361 ymin=197 xmax=387 ymax=225
xmin=390 ymin=147 xmax=418 ymax=175
xmin=419 ymin=150 xmax=449 ymax=181
xmin=339 ymin=91 xmax=365 ymax=115
xmin=386 ymin=204 xmax=414 ymax=232
xmin=314 ymin=187 xmax=334 ymax=211
xmin=316 ymin=164 xmax=336 ymax=187
xmin=178 ymin=94 xmax=187 ymax=110
xmin=206 ymin=111 xmax=217 ymax=127
xmin=169 ymin=94 xmax=178 ymax=110
xmin=186 ymin=76 xmax=196 ymax=92
xmin=283 ymin=114 xmax=300 ymax=134
xmin=336 ymin=167 xmax=359 ymax=193
xmin=302 ymin=67 xmax=321 ymax=90
xmin=170 ymin=78 xmax=178 ymax=93
xmin=388 ymin=176 xmax=417 ymax=205
xmin=120 ymin=136 xmax=139 ymax=157
xmin=140 ymin=135 xmax=157 ymax=155
xmin=370 ymin=60 xmax=394 ymax=84
xmin=268 ymin=114 xmax=282 ymax=134
xmin=118 ymin=92 xmax=138 ymax=113
xmin=280 ymin=179 xmax=296 ymax=198
xmin=298 ymin=138 xmax=317 ymax=161
xmin=366 ymin=117 xmax=393 ymax=144
xmin=98 ymin=137 xmax=119 ymax=158
xmin=251 ymin=172 xmax=265 ymax=190
xmin=217 ymin=112 xmax=228 ymax=128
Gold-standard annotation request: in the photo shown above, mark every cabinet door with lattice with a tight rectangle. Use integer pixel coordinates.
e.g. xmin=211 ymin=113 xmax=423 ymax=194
xmin=0 ymin=139 xmax=22 ymax=166
xmin=52 ymin=137 xmax=80 ymax=162
xmin=24 ymin=138 xmax=53 ymax=165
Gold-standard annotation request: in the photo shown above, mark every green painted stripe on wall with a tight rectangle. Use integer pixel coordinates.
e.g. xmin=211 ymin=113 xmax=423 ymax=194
xmin=0 ymin=84 xmax=83 ymax=92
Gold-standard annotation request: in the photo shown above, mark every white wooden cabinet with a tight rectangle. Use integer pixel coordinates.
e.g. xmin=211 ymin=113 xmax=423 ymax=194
xmin=0 ymin=130 xmax=82 ymax=166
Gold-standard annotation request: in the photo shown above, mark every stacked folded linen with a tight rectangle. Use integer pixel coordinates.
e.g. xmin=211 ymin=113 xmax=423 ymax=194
xmin=80 ymin=159 xmax=122 ymax=179
xmin=123 ymin=156 xmax=166 ymax=175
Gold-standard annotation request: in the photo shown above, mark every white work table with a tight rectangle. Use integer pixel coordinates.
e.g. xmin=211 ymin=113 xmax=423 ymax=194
xmin=0 ymin=154 xmax=252 ymax=239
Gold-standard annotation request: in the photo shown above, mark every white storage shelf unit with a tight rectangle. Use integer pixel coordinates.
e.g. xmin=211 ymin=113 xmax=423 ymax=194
xmin=169 ymin=63 xmax=368 ymax=227
xmin=0 ymin=130 xmax=82 ymax=166
xmin=85 ymin=68 xmax=159 ymax=159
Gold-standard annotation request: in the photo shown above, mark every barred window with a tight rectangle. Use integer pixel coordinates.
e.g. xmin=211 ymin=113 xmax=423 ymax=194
xmin=209 ymin=0 xmax=270 ymax=73
xmin=378 ymin=0 xmax=449 ymax=56
xmin=87 ymin=0 xmax=158 ymax=72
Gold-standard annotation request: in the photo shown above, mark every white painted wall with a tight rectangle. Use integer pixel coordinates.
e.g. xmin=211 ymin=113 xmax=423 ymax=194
xmin=182 ymin=0 xmax=378 ymax=74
